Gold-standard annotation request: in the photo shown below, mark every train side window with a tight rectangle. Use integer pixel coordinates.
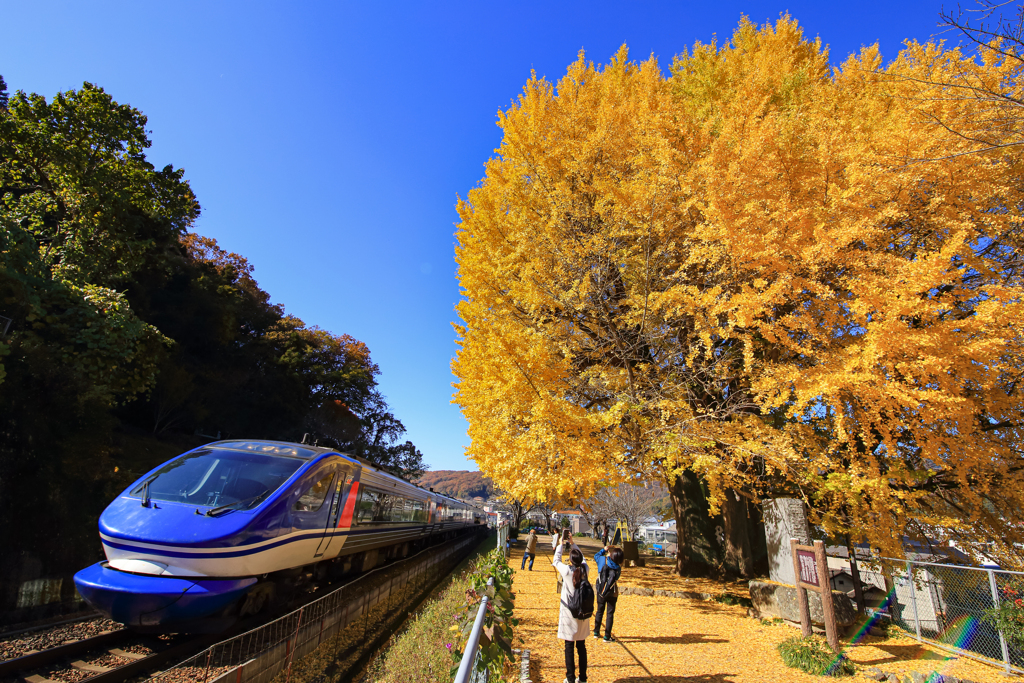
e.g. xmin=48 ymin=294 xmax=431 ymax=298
xmin=356 ymin=488 xmax=380 ymax=523
xmin=400 ymin=498 xmax=418 ymax=522
xmin=373 ymin=491 xmax=397 ymax=522
xmin=411 ymin=500 xmax=425 ymax=522
xmin=294 ymin=472 xmax=335 ymax=512
xmin=393 ymin=497 xmax=409 ymax=522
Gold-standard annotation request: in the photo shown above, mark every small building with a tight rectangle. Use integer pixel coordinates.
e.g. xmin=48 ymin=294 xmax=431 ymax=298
xmin=554 ymin=510 xmax=592 ymax=535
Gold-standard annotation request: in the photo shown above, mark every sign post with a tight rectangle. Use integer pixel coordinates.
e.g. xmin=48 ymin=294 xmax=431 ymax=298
xmin=790 ymin=538 xmax=840 ymax=652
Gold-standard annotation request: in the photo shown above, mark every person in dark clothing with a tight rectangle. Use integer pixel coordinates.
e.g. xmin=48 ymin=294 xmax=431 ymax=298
xmin=592 ymin=546 xmax=623 ymax=642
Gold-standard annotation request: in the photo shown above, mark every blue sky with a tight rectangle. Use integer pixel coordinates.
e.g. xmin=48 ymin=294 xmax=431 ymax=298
xmin=2 ymin=0 xmax=953 ymax=471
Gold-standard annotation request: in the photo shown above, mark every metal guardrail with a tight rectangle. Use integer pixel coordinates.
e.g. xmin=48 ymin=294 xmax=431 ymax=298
xmin=877 ymin=557 xmax=1024 ymax=675
xmin=452 ymin=577 xmax=494 ymax=683
xmin=453 ymin=525 xmax=509 ymax=683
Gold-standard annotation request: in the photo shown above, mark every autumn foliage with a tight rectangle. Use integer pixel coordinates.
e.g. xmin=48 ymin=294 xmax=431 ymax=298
xmin=453 ymin=17 xmax=1024 ymax=567
xmin=415 ymin=470 xmax=493 ymax=500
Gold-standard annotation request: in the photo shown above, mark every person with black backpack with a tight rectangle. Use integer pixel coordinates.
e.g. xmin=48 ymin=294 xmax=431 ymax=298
xmin=592 ymin=545 xmax=623 ymax=642
xmin=553 ymin=546 xmax=593 ymax=683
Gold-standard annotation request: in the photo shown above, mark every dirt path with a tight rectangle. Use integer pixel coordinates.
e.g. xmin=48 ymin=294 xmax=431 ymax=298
xmin=509 ymin=534 xmax=1015 ymax=683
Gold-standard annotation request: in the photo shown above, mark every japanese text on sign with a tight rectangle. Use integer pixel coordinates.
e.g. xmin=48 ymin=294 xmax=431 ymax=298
xmin=797 ymin=549 xmax=818 ymax=586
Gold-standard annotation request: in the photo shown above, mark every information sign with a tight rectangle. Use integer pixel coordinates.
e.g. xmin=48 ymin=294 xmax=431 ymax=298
xmin=790 ymin=538 xmax=840 ymax=653
xmin=797 ymin=549 xmax=818 ymax=586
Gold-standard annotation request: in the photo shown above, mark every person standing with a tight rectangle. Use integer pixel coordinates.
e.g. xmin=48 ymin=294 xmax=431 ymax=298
xmin=553 ymin=530 xmax=580 ymax=594
xmin=521 ymin=528 xmax=538 ymax=571
xmin=593 ymin=545 xmax=623 ymax=642
xmin=554 ymin=546 xmax=590 ymax=683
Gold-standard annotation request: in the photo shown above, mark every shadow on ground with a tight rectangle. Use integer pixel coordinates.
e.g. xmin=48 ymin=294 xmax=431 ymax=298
xmin=613 ymin=676 xmax=737 ymax=682
xmin=615 ymin=633 xmax=729 ymax=645
xmin=854 ymin=642 xmax=948 ymax=666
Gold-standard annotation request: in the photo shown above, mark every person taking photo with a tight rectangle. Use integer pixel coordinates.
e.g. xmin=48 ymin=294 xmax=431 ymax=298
xmin=592 ymin=545 xmax=623 ymax=642
xmin=553 ymin=546 xmax=591 ymax=683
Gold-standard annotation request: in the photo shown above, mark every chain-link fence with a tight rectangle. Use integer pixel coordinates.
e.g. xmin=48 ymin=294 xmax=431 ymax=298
xmin=882 ymin=558 xmax=1024 ymax=675
xmin=147 ymin=531 xmax=484 ymax=683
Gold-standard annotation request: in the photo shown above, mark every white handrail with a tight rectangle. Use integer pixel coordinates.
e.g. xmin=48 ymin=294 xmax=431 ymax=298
xmin=453 ymin=577 xmax=494 ymax=683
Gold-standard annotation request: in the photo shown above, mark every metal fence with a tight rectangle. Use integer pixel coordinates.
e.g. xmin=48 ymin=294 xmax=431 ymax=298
xmin=497 ymin=524 xmax=509 ymax=559
xmin=453 ymin=525 xmax=509 ymax=683
xmin=147 ymin=532 xmax=482 ymax=683
xmin=882 ymin=558 xmax=1024 ymax=675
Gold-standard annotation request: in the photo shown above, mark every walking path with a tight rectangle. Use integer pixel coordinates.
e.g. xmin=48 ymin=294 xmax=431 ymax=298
xmin=508 ymin=535 xmax=1012 ymax=683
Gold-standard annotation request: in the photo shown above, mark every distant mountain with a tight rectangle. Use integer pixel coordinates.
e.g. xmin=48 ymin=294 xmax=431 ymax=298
xmin=416 ymin=470 xmax=493 ymax=500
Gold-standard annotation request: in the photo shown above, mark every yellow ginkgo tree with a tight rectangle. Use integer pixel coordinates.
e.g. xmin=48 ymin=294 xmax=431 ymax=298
xmin=454 ymin=16 xmax=1024 ymax=573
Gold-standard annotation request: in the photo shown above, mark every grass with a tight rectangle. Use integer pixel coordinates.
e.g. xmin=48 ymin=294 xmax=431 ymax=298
xmin=363 ymin=541 xmax=499 ymax=683
xmin=713 ymin=591 xmax=753 ymax=608
xmin=777 ymin=635 xmax=856 ymax=677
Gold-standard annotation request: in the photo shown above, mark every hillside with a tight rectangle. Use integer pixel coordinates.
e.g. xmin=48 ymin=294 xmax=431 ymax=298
xmin=416 ymin=470 xmax=493 ymax=500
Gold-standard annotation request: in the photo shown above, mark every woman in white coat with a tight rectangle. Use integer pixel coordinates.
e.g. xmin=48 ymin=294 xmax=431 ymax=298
xmin=553 ymin=546 xmax=589 ymax=683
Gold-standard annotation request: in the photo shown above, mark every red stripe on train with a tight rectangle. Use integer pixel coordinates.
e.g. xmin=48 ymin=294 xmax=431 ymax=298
xmin=337 ymin=481 xmax=359 ymax=528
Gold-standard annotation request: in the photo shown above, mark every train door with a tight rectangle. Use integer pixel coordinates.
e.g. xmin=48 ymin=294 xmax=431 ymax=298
xmin=315 ymin=467 xmax=349 ymax=558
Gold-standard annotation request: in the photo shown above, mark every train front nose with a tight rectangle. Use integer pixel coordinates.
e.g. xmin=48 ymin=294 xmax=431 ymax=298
xmin=74 ymin=563 xmax=255 ymax=632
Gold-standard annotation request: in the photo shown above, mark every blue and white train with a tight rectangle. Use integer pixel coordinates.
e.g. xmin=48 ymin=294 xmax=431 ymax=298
xmin=73 ymin=440 xmax=484 ymax=632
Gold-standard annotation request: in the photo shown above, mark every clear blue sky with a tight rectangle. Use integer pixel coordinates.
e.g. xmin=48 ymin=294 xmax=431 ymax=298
xmin=2 ymin=0 xmax=954 ymax=471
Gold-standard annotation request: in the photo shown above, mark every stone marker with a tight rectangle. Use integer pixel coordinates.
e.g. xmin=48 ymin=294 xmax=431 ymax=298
xmin=748 ymin=580 xmax=856 ymax=626
xmin=763 ymin=498 xmax=812 ymax=586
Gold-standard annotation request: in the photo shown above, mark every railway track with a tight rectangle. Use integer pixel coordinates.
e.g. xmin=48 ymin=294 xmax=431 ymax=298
xmin=0 ymin=628 xmax=220 ymax=683
xmin=2 ymin=530 xmax=488 ymax=683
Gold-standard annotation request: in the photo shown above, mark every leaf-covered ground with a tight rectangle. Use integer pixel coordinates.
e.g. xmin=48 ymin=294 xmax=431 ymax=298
xmin=510 ymin=536 xmax=1014 ymax=682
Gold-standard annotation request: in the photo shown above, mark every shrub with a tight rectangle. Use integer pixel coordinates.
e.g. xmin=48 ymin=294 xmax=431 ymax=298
xmin=983 ymin=577 xmax=1024 ymax=648
xmin=449 ymin=548 xmax=518 ymax=680
xmin=713 ymin=592 xmax=753 ymax=608
xmin=777 ymin=635 xmax=855 ymax=677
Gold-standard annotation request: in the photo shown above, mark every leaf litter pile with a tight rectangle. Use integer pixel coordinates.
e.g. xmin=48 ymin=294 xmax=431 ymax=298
xmin=509 ymin=536 xmax=1012 ymax=682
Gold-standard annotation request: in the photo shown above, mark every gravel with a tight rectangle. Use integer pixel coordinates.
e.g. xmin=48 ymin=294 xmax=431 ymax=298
xmin=0 ymin=618 xmax=123 ymax=661
xmin=45 ymin=667 xmax=95 ymax=683
xmin=89 ymin=654 xmax=135 ymax=669
xmin=119 ymin=643 xmax=156 ymax=657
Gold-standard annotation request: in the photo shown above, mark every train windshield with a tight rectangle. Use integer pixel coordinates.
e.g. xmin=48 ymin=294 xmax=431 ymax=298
xmin=131 ymin=448 xmax=304 ymax=510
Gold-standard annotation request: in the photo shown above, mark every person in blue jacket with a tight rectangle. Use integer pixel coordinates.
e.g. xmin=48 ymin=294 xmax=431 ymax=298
xmin=592 ymin=545 xmax=623 ymax=642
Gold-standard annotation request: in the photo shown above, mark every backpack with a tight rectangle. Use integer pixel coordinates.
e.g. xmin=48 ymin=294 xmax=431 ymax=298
xmin=563 ymin=569 xmax=595 ymax=620
xmin=599 ymin=565 xmax=620 ymax=600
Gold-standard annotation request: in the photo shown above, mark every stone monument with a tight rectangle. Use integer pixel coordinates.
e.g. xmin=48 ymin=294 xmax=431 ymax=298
xmin=763 ymin=498 xmax=812 ymax=586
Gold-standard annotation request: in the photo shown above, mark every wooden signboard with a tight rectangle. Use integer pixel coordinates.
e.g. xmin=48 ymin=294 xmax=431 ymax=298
xmin=790 ymin=538 xmax=840 ymax=652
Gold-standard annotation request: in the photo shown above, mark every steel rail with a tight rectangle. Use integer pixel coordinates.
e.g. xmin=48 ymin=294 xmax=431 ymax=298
xmin=0 ymin=630 xmax=128 ymax=676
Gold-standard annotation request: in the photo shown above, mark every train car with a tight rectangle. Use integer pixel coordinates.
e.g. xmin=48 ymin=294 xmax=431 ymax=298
xmin=73 ymin=439 xmax=484 ymax=632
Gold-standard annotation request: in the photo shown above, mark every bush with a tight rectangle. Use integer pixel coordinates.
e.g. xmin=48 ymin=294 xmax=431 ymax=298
xmin=449 ymin=548 xmax=518 ymax=680
xmin=777 ymin=635 xmax=855 ymax=677
xmin=983 ymin=577 xmax=1024 ymax=648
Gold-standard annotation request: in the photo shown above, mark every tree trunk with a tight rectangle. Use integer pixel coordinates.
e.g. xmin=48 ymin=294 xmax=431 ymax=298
xmin=512 ymin=503 xmax=525 ymax=529
xmin=723 ymin=490 xmax=754 ymax=578
xmin=846 ymin=537 xmax=865 ymax=613
xmin=746 ymin=499 xmax=769 ymax=577
xmin=667 ymin=468 xmax=721 ymax=576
